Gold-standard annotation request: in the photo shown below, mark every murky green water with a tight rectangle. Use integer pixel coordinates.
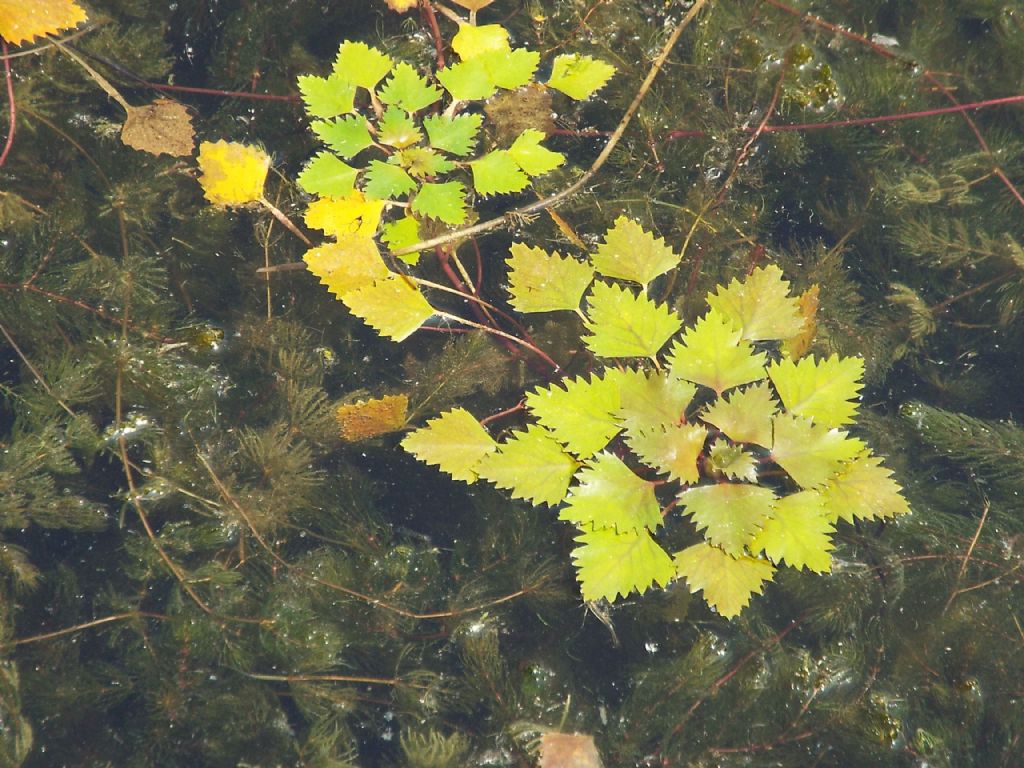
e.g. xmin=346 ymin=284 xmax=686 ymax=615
xmin=1 ymin=1 xmax=1022 ymax=765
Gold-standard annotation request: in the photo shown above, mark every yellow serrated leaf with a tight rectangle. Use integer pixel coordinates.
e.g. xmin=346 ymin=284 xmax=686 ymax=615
xmin=820 ymin=453 xmax=910 ymax=524
xmin=678 ymin=483 xmax=776 ymax=556
xmin=336 ymin=394 xmax=408 ymax=442
xmin=592 ymin=216 xmax=680 ymax=287
xmin=700 ymin=382 xmax=778 ymax=447
xmin=305 ymin=191 xmax=386 ymax=238
xmin=506 ymin=242 xmax=594 ymax=313
xmin=475 ymin=424 xmax=579 ymax=506
xmin=196 ymin=140 xmax=270 ymax=207
xmin=674 ymin=542 xmax=775 ymax=618
xmin=768 ymin=353 xmax=865 ymax=428
xmin=559 ymin=452 xmax=660 ymax=532
xmin=771 ymin=412 xmax=864 ymax=489
xmin=343 ymin=273 xmax=434 ymax=342
xmin=750 ymin=490 xmax=835 ymax=572
xmin=303 ymin=236 xmax=389 ymax=299
xmin=0 ymin=0 xmax=87 ymax=45
xmin=401 ymin=407 xmax=497 ymax=482
xmin=706 ymin=264 xmax=805 ymax=341
xmin=626 ymin=423 xmax=707 ymax=484
xmin=782 ymin=284 xmax=819 ymax=359
xmin=666 ymin=308 xmax=768 ymax=395
xmin=572 ymin=526 xmax=676 ymax=602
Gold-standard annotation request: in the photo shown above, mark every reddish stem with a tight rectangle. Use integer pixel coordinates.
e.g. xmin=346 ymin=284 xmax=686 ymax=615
xmin=419 ymin=0 xmax=446 ymax=69
xmin=0 ymin=39 xmax=15 ymax=167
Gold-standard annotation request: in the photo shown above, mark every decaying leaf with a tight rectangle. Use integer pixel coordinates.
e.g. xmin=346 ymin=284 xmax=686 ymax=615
xmin=121 ymin=99 xmax=195 ymax=157
xmin=336 ymin=394 xmax=408 ymax=442
xmin=197 ymin=140 xmax=270 ymax=207
xmin=539 ymin=731 xmax=603 ymax=768
xmin=0 ymin=0 xmax=87 ymax=45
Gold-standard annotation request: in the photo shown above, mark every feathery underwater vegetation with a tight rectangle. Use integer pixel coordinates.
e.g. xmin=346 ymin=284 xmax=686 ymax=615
xmin=1 ymin=0 xmax=1023 ymax=765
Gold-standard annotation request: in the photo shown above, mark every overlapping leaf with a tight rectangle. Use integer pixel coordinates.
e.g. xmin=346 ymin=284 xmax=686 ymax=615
xmin=700 ymin=382 xmax=777 ymax=447
xmin=706 ymin=440 xmax=758 ymax=482
xmin=750 ymin=490 xmax=835 ymax=572
xmin=363 ymin=159 xmax=416 ymax=200
xmin=706 ymin=265 xmax=805 ymax=341
xmin=303 ymin=236 xmax=388 ymax=299
xmin=592 ymin=216 xmax=680 ymax=287
xmin=583 ymin=281 xmax=682 ymax=359
xmin=475 ymin=425 xmax=579 ymax=506
xmin=401 ymin=407 xmax=496 ymax=482
xmin=377 ymin=107 xmax=423 ymax=149
xmin=572 ymin=527 xmax=675 ymax=602
xmin=311 ymin=115 xmax=374 ymax=158
xmin=560 ymin=453 xmax=660 ymax=531
xmin=470 ymin=150 xmax=530 ymax=195
xmin=674 ymin=542 xmax=775 ymax=618
xmin=768 ymin=354 xmax=865 ymax=428
xmin=506 ymin=243 xmax=594 ymax=313
xmin=305 ymin=192 xmax=385 ymax=238
xmin=343 ymin=273 xmax=434 ymax=342
xmin=508 ymin=129 xmax=565 ymax=176
xmin=678 ymin=483 xmax=776 ymax=556
xmin=525 ymin=374 xmax=620 ymax=458
xmin=771 ymin=413 xmax=864 ymax=489
xmin=666 ymin=308 xmax=767 ymax=394
xmin=626 ymin=424 xmax=707 ymax=484
xmin=610 ymin=368 xmax=696 ymax=435
xmin=819 ymin=453 xmax=910 ymax=523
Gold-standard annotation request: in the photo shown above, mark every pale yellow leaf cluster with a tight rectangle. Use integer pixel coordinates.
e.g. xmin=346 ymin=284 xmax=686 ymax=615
xmin=0 ymin=0 xmax=87 ymax=45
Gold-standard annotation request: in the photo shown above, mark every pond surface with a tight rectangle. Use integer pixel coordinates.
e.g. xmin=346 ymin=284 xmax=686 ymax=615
xmin=1 ymin=1 xmax=1022 ymax=766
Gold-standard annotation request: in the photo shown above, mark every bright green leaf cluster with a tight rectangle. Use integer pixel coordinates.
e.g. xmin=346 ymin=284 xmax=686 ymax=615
xmin=297 ymin=34 xmax=614 ymax=267
xmin=403 ymin=219 xmax=910 ymax=617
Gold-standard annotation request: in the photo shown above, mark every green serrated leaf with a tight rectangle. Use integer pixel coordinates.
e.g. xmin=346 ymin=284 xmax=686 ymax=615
xmin=768 ymin=354 xmax=865 ymax=428
xmin=436 ymin=57 xmax=496 ymax=101
xmin=333 ymin=41 xmax=394 ymax=90
xmin=297 ymin=73 xmax=356 ymax=118
xmin=525 ymin=374 xmax=620 ymax=458
xmin=547 ymin=53 xmax=615 ymax=100
xmin=411 ymin=181 xmax=467 ymax=225
xmin=297 ymin=152 xmax=359 ymax=198
xmin=700 ymin=382 xmax=778 ymax=447
xmin=378 ymin=62 xmax=442 ymax=113
xmin=377 ymin=106 xmax=423 ymax=149
xmin=750 ymin=490 xmax=835 ymax=572
xmin=626 ymin=423 xmax=707 ymax=484
xmin=423 ymin=113 xmax=483 ymax=156
xmin=583 ymin=281 xmax=682 ymax=359
xmin=771 ymin=413 xmax=865 ymax=489
xmin=470 ymin=150 xmax=530 ymax=196
xmin=608 ymin=369 xmax=697 ymax=435
xmin=506 ymin=242 xmax=594 ymax=313
xmin=363 ymin=159 xmax=417 ymax=200
xmin=560 ymin=452 xmax=660 ymax=532
xmin=678 ymin=483 xmax=776 ymax=556
xmin=381 ymin=215 xmax=422 ymax=260
xmin=401 ymin=408 xmax=496 ymax=482
xmin=482 ymin=47 xmax=541 ymax=90
xmin=507 ymin=128 xmax=564 ymax=177
xmin=666 ymin=308 xmax=768 ymax=395
xmin=343 ymin=273 xmax=434 ymax=342
xmin=572 ymin=527 xmax=675 ymax=602
xmin=475 ymin=424 xmax=579 ymax=506
xmin=311 ymin=116 xmax=374 ymax=158
xmin=592 ymin=216 xmax=680 ymax=287
xmin=395 ymin=147 xmax=456 ymax=178
xmin=706 ymin=439 xmax=758 ymax=482
xmin=706 ymin=265 xmax=805 ymax=341
xmin=820 ymin=453 xmax=910 ymax=524
xmin=674 ymin=542 xmax=775 ymax=618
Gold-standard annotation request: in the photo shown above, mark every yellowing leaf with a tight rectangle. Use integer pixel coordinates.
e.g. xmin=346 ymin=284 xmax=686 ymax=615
xmin=333 ymin=41 xmax=394 ymax=90
xmin=539 ymin=733 xmax=602 ymax=768
xmin=771 ymin=413 xmax=865 ymax=489
xmin=666 ymin=308 xmax=768 ymax=395
xmin=0 ymin=0 xmax=87 ymax=45
xmin=782 ymin=284 xmax=819 ymax=359
xmin=452 ymin=23 xmax=510 ymax=60
xmin=767 ymin=354 xmax=865 ymax=428
xmin=401 ymin=407 xmax=497 ymax=482
xmin=336 ymin=394 xmax=408 ymax=442
xmin=674 ymin=542 xmax=775 ymax=618
xmin=303 ymin=236 xmax=389 ymax=299
xmin=572 ymin=527 xmax=675 ymax=602
xmin=750 ymin=490 xmax=835 ymax=572
xmin=820 ymin=453 xmax=910 ymax=524
xmin=678 ymin=483 xmax=776 ymax=556
xmin=506 ymin=243 xmax=594 ymax=313
xmin=560 ymin=452 xmax=660 ymax=532
xmin=610 ymin=369 xmax=697 ymax=436
xmin=626 ymin=424 xmax=707 ymax=484
xmin=706 ymin=265 xmax=805 ymax=341
xmin=706 ymin=439 xmax=758 ymax=482
xmin=343 ymin=274 xmax=434 ymax=342
xmin=699 ymin=382 xmax=778 ymax=447
xmin=475 ymin=425 xmax=579 ymax=506
xmin=525 ymin=374 xmax=620 ymax=459
xmin=592 ymin=216 xmax=680 ymax=287
xmin=583 ymin=281 xmax=682 ymax=359
xmin=196 ymin=140 xmax=270 ymax=207
xmin=507 ymin=129 xmax=564 ymax=177
xmin=304 ymin=192 xmax=385 ymax=238
xmin=547 ymin=53 xmax=615 ymax=100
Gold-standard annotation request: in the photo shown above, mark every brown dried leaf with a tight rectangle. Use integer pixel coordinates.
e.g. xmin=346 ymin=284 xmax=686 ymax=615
xmin=336 ymin=394 xmax=409 ymax=442
xmin=782 ymin=284 xmax=820 ymax=360
xmin=121 ymin=99 xmax=195 ymax=157
xmin=539 ymin=732 xmax=603 ymax=768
